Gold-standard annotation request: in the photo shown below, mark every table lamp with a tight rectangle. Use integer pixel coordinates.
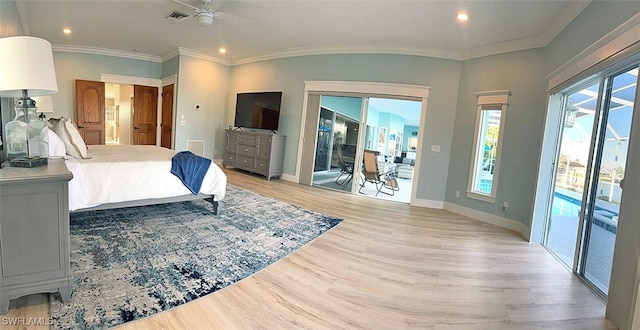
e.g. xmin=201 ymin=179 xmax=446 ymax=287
xmin=0 ymin=36 xmax=59 ymax=167
xmin=32 ymin=96 xmax=54 ymax=120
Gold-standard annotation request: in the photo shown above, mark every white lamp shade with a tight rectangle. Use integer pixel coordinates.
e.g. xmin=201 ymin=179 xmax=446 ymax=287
xmin=0 ymin=36 xmax=59 ymax=97
xmin=32 ymin=96 xmax=54 ymax=113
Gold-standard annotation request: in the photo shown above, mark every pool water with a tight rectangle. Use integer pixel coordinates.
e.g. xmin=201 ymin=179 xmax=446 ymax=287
xmin=551 ymin=194 xmax=582 ymax=216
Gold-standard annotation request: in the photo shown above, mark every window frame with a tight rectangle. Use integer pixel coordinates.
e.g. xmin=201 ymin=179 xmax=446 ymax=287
xmin=466 ymin=90 xmax=511 ymax=203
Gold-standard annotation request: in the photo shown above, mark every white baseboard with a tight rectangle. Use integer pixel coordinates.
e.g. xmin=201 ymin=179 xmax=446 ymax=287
xmin=443 ymin=202 xmax=531 ymax=240
xmin=411 ymin=198 xmax=444 ymax=209
xmin=280 ymin=173 xmax=296 ymax=182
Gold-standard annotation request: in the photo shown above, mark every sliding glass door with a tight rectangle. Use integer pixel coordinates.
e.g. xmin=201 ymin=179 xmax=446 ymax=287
xmin=311 ymin=96 xmax=363 ymax=192
xmin=544 ymin=65 xmax=638 ymax=296
xmin=308 ymin=94 xmax=421 ymax=204
xmin=545 ymin=81 xmax=600 ymax=268
xmin=581 ymin=66 xmax=636 ymax=293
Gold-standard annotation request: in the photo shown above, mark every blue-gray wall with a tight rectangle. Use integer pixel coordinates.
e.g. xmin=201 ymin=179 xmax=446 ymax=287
xmin=445 ymin=48 xmax=548 ymax=226
xmin=162 ymin=55 xmax=180 ymax=77
xmin=320 ymin=95 xmax=362 ymax=120
xmin=228 ymin=54 xmax=462 ymax=202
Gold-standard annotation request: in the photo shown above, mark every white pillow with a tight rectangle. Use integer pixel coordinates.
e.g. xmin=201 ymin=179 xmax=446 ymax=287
xmin=46 ymin=127 xmax=66 ymax=157
xmin=48 ymin=117 xmax=90 ymax=159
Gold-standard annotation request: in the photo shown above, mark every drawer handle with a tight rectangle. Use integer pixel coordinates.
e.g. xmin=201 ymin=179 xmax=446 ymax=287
xmin=245 ymin=148 xmax=249 ymax=152
xmin=243 ymin=160 xmax=248 ymax=163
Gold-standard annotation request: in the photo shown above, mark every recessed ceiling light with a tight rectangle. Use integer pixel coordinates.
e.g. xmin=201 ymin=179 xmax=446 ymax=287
xmin=63 ymin=28 xmax=72 ymax=34
xmin=219 ymin=48 xmax=226 ymax=54
xmin=457 ymin=13 xmax=468 ymax=22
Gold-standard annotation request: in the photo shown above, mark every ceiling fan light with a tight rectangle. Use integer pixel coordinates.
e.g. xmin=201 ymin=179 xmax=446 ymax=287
xmin=197 ymin=12 xmax=214 ymax=26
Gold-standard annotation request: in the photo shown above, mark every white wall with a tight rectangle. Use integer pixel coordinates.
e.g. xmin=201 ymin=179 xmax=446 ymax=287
xmin=175 ymin=55 xmax=230 ymax=159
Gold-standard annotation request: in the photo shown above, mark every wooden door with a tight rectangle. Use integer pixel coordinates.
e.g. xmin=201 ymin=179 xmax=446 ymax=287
xmin=75 ymin=80 xmax=105 ymax=145
xmin=132 ymin=85 xmax=158 ymax=145
xmin=160 ymin=84 xmax=174 ymax=149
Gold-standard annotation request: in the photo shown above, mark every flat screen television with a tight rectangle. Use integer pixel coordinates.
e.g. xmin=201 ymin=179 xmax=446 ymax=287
xmin=233 ymin=91 xmax=282 ymax=131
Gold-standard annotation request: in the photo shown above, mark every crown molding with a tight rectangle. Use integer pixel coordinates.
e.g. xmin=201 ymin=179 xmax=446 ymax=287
xmin=160 ymin=48 xmax=181 ymax=62
xmin=539 ymin=0 xmax=592 ymax=46
xmin=230 ymin=45 xmax=464 ymax=66
xmin=14 ymin=0 xmax=29 ymax=35
xmin=462 ymin=37 xmax=547 ymax=61
xmin=546 ymin=12 xmax=640 ymax=90
xmin=461 ymin=1 xmax=590 ymax=61
xmin=177 ymin=47 xmax=231 ymax=66
xmin=52 ymin=44 xmax=162 ymax=63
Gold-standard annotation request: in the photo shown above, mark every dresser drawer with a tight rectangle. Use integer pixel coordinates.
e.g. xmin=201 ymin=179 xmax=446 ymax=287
xmin=255 ymin=159 xmax=270 ymax=172
xmin=236 ymin=155 xmax=255 ymax=169
xmin=256 ymin=136 xmax=272 ymax=159
xmin=238 ymin=134 xmax=256 ymax=146
xmin=224 ymin=153 xmax=236 ymax=165
xmin=237 ymin=145 xmax=256 ymax=157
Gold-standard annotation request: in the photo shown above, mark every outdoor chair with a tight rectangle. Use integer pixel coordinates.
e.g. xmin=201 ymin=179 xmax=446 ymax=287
xmin=359 ymin=149 xmax=399 ymax=196
xmin=335 ymin=147 xmax=354 ymax=188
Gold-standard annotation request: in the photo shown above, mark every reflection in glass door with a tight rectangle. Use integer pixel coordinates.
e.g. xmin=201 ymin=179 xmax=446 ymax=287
xmin=311 ymin=96 xmax=363 ymax=192
xmin=544 ymin=65 xmax=637 ymax=296
xmin=582 ymin=66 xmax=637 ymax=294
xmin=544 ymin=81 xmax=600 ymax=268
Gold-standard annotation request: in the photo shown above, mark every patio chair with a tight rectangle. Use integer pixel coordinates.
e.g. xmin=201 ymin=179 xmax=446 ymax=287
xmin=335 ymin=146 xmax=354 ymax=187
xmin=359 ymin=149 xmax=399 ymax=196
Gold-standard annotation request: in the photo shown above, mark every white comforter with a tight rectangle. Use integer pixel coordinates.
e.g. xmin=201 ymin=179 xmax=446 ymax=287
xmin=65 ymin=145 xmax=227 ymax=211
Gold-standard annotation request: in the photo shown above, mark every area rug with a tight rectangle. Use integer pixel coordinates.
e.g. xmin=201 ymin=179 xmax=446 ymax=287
xmin=49 ymin=185 xmax=342 ymax=329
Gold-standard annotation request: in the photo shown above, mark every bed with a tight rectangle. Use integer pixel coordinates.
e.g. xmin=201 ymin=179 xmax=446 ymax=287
xmin=63 ymin=144 xmax=227 ymax=214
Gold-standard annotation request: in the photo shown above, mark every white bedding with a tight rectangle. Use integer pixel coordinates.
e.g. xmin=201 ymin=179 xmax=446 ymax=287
xmin=65 ymin=145 xmax=227 ymax=211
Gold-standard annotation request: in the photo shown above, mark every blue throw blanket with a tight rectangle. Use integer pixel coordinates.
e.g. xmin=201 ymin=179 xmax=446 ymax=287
xmin=171 ymin=151 xmax=212 ymax=195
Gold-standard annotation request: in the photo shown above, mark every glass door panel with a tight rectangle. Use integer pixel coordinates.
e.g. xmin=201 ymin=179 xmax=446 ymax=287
xmin=312 ymin=96 xmax=363 ymax=192
xmin=582 ymin=66 xmax=637 ymax=294
xmin=544 ymin=81 xmax=600 ymax=267
xmin=314 ymin=107 xmax=334 ymax=172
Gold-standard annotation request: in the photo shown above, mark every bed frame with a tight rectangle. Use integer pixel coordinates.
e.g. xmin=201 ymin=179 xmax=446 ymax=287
xmin=72 ymin=194 xmax=220 ymax=215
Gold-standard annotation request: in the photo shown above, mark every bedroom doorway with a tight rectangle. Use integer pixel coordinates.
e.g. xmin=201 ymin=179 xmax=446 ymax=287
xmin=76 ymin=79 xmax=165 ymax=146
xmin=104 ymin=83 xmax=133 ymax=145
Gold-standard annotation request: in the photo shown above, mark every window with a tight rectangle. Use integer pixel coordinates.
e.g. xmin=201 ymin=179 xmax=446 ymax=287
xmin=467 ymin=90 xmax=510 ymax=202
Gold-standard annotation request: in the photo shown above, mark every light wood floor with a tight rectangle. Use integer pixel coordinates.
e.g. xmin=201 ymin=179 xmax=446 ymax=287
xmin=3 ymin=168 xmax=616 ymax=329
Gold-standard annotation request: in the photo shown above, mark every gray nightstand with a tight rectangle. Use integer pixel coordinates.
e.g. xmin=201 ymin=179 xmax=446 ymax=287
xmin=0 ymin=158 xmax=73 ymax=314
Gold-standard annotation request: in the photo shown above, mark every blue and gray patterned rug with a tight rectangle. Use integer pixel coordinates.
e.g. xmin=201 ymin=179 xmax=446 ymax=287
xmin=49 ymin=185 xmax=342 ymax=329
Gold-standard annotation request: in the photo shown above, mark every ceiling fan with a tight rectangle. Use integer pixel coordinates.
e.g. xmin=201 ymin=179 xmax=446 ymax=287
xmin=168 ymin=0 xmax=237 ymax=27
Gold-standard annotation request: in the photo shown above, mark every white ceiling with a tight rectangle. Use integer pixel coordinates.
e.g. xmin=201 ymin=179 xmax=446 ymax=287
xmin=2 ymin=0 xmax=591 ymax=65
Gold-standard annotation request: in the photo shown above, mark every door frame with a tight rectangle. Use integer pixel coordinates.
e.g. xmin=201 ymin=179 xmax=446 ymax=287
xmin=99 ymin=73 xmax=165 ymax=147
xmin=296 ymin=81 xmax=430 ymax=205
xmin=161 ymin=75 xmax=177 ymax=149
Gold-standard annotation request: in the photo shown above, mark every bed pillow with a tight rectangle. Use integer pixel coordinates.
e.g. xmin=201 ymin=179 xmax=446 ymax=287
xmin=46 ymin=127 xmax=67 ymax=157
xmin=48 ymin=117 xmax=90 ymax=159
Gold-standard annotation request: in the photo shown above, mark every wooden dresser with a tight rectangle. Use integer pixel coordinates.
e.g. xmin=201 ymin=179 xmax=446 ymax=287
xmin=0 ymin=159 xmax=73 ymax=314
xmin=223 ymin=129 xmax=286 ymax=180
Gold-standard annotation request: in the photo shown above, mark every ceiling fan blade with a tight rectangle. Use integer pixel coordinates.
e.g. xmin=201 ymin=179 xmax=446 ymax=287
xmin=213 ymin=11 xmax=250 ymax=24
xmin=209 ymin=0 xmax=226 ymax=12
xmin=171 ymin=0 xmax=201 ymax=12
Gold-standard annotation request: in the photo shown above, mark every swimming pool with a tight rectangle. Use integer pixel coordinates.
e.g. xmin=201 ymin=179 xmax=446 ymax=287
xmin=551 ymin=191 xmax=618 ymax=233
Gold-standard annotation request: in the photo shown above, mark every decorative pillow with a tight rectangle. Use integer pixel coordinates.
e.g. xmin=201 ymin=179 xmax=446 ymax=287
xmin=48 ymin=117 xmax=90 ymax=159
xmin=46 ymin=127 xmax=66 ymax=157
